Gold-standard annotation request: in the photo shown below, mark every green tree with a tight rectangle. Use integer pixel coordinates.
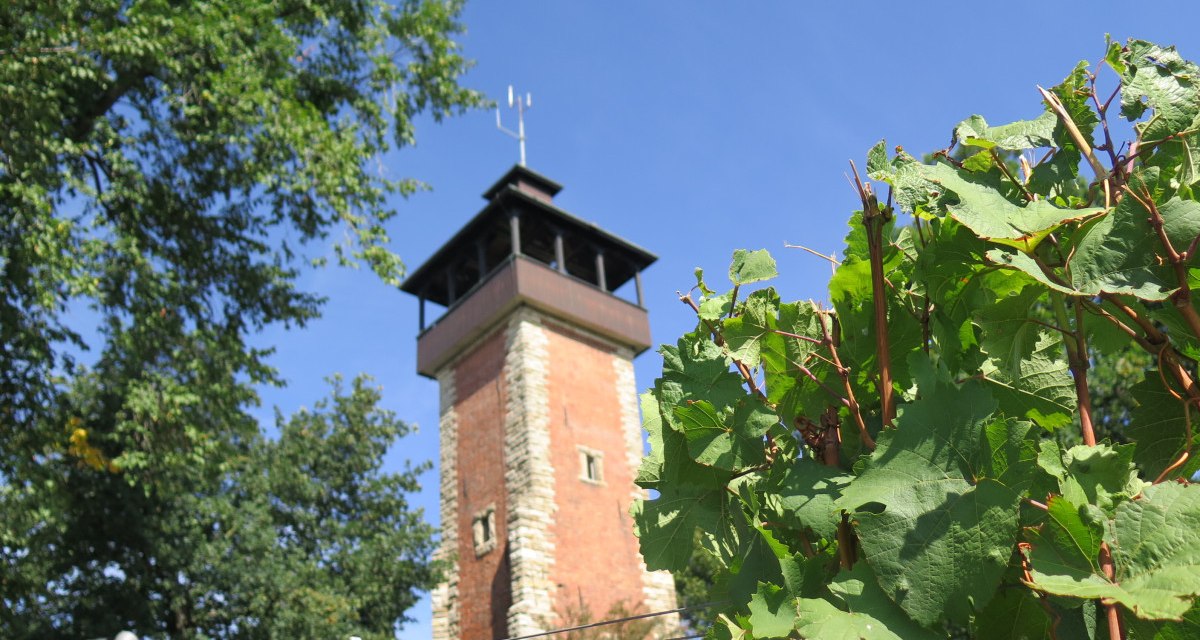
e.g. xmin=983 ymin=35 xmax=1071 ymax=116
xmin=635 ymin=38 xmax=1200 ymax=639
xmin=0 ymin=0 xmax=482 ymax=636
xmin=4 ymin=375 xmax=436 ymax=639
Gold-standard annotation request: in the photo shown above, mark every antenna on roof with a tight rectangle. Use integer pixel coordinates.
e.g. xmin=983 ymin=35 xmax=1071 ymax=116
xmin=496 ymin=84 xmax=531 ymax=167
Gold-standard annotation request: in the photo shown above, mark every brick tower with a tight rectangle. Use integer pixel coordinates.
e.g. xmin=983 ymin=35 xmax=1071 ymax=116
xmin=401 ymin=165 xmax=677 ymax=639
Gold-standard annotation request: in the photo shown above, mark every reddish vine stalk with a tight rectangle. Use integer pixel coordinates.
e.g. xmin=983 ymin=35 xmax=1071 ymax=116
xmin=849 ymin=160 xmax=896 ymax=427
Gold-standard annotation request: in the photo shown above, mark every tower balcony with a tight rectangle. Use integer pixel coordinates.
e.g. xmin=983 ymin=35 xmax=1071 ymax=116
xmin=400 ymin=165 xmax=657 ymax=378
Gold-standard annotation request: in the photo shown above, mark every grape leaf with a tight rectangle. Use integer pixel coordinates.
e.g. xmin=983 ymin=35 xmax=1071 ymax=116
xmin=722 ymin=288 xmax=782 ymax=368
xmin=633 ymin=483 xmax=727 ymax=571
xmin=762 ymin=458 xmax=851 ymax=541
xmin=838 ymin=380 xmax=1029 ymax=626
xmin=1127 ymin=374 xmax=1200 ymax=481
xmin=1119 ymin=40 xmax=1200 ymax=140
xmin=1028 ymin=483 xmax=1200 ymax=621
xmin=1069 ymin=185 xmax=1200 ymax=301
xmin=954 ymin=112 xmax=1057 ymax=151
xmin=794 ymin=597 xmax=904 ymax=640
xmin=979 ymin=327 xmax=1076 ymax=429
xmin=973 ymin=572 xmax=1056 ymax=640
xmin=730 ymin=248 xmax=778 ymax=286
xmin=675 ymin=399 xmax=773 ymax=471
xmin=748 ymin=583 xmax=796 ymax=638
xmin=826 ymin=564 xmax=940 ymax=639
xmin=915 ymin=162 xmax=1103 ymax=247
xmin=974 ymin=285 xmax=1047 ymax=378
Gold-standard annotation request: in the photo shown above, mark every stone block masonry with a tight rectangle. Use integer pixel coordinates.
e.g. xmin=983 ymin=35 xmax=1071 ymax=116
xmin=430 ymin=306 xmax=676 ymax=639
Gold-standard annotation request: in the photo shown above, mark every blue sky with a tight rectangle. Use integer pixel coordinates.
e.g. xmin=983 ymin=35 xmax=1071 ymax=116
xmin=246 ymin=3 xmax=1199 ymax=636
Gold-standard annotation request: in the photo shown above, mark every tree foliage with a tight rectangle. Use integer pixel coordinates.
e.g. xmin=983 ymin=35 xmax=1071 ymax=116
xmin=637 ymin=38 xmax=1200 ymax=639
xmin=1 ymin=0 xmax=481 ymax=636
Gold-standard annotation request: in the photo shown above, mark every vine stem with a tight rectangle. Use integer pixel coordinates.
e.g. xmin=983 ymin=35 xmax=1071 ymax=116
xmin=679 ymin=293 xmax=768 ymax=402
xmin=817 ymin=309 xmax=875 ymax=450
xmin=1124 ymin=185 xmax=1200 ymax=343
xmin=1100 ymin=542 xmax=1124 ymax=640
xmin=991 ymin=148 xmax=1035 ymax=202
xmin=1038 ymin=85 xmax=1108 ymax=181
xmin=1051 ymin=284 xmax=1119 ymax=635
xmin=1099 ymin=294 xmax=1200 ymax=404
xmin=784 ymin=243 xmax=841 ymax=267
xmin=1018 ymin=542 xmax=1062 ymax=640
xmin=1052 ymin=293 xmax=1097 ymax=446
xmin=849 ymin=159 xmax=895 ymax=427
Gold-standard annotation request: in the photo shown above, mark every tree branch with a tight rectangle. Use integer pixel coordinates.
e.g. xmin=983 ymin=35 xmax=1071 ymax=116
xmin=69 ymin=68 xmax=153 ymax=143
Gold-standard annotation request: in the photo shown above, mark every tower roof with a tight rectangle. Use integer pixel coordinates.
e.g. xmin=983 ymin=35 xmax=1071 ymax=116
xmin=400 ymin=164 xmax=656 ymax=306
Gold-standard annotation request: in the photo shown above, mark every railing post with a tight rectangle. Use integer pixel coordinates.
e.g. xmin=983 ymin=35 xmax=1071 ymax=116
xmin=554 ymin=229 xmax=566 ymax=274
xmin=595 ymin=250 xmax=607 ymax=291
xmin=509 ymin=212 xmax=522 ymax=256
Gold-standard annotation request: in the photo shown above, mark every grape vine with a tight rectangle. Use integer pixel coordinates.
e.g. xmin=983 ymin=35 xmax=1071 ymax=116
xmin=633 ymin=37 xmax=1200 ymax=639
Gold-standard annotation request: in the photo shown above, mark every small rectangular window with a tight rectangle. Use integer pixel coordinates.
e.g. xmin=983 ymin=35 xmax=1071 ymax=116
xmin=472 ymin=505 xmax=497 ymax=557
xmin=578 ymin=446 xmax=604 ymax=484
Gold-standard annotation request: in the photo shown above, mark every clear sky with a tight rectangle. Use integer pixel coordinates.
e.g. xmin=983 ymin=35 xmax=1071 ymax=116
xmin=246 ymin=3 xmax=1199 ymax=636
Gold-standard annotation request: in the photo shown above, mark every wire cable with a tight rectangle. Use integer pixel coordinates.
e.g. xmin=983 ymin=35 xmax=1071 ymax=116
xmin=501 ymin=601 xmax=724 ymax=640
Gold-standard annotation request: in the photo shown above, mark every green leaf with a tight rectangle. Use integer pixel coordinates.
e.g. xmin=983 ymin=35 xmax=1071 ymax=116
xmin=985 ymin=248 xmax=1079 ymax=295
xmin=699 ymin=290 xmax=735 ymax=321
xmin=748 ymin=583 xmax=797 ymax=638
xmin=722 ymin=288 xmax=782 ymax=367
xmin=729 ymin=249 xmax=779 ymax=286
xmin=838 ymin=380 xmax=1028 ymax=626
xmin=866 ymin=140 xmax=892 ymax=181
xmin=1125 ymin=603 xmax=1200 ymax=640
xmin=979 ymin=327 xmax=1076 ymax=430
xmin=676 ymin=399 xmax=773 ymax=471
xmin=763 ymin=458 xmax=851 ymax=541
xmin=763 ymin=300 xmax=829 ymax=425
xmin=1069 ymin=181 xmax=1200 ymax=301
xmin=794 ymin=597 xmax=904 ymax=640
xmin=638 ymin=392 xmax=734 ymax=490
xmin=973 ymin=574 xmax=1056 ymax=640
xmin=1027 ymin=60 xmax=1098 ymax=200
xmin=983 ymin=418 xmax=1039 ymax=494
xmin=1119 ymin=40 xmax=1200 ymax=140
xmin=1056 ymin=444 xmax=1144 ymax=513
xmin=1029 ymin=483 xmax=1200 ymax=621
xmin=633 ymin=484 xmax=726 ymax=571
xmin=915 ymin=162 xmax=1103 ymax=247
xmin=954 ymin=112 xmax=1057 ymax=151
xmin=826 ymin=564 xmax=940 ymax=640
xmin=1127 ymin=374 xmax=1200 ymax=481
xmin=657 ymin=336 xmax=746 ymax=409
xmin=728 ymin=522 xmax=788 ymax=606
xmin=1044 ymin=496 xmax=1104 ymax=573
xmin=1111 ymin=483 xmax=1200 ymax=618
xmin=974 ymin=285 xmax=1047 ymax=377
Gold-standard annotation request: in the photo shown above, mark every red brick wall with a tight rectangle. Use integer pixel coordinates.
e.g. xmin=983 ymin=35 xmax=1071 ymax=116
xmin=453 ymin=328 xmax=512 ymax=639
xmin=543 ymin=321 xmax=647 ymax=619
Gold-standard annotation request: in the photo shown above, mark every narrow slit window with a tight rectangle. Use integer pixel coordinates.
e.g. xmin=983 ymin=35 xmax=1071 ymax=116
xmin=579 ymin=447 xmax=604 ymax=484
xmin=472 ymin=505 xmax=497 ymax=557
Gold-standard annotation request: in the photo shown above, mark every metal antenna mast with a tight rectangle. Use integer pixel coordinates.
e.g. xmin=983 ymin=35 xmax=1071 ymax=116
xmin=496 ymin=85 xmax=531 ymax=166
